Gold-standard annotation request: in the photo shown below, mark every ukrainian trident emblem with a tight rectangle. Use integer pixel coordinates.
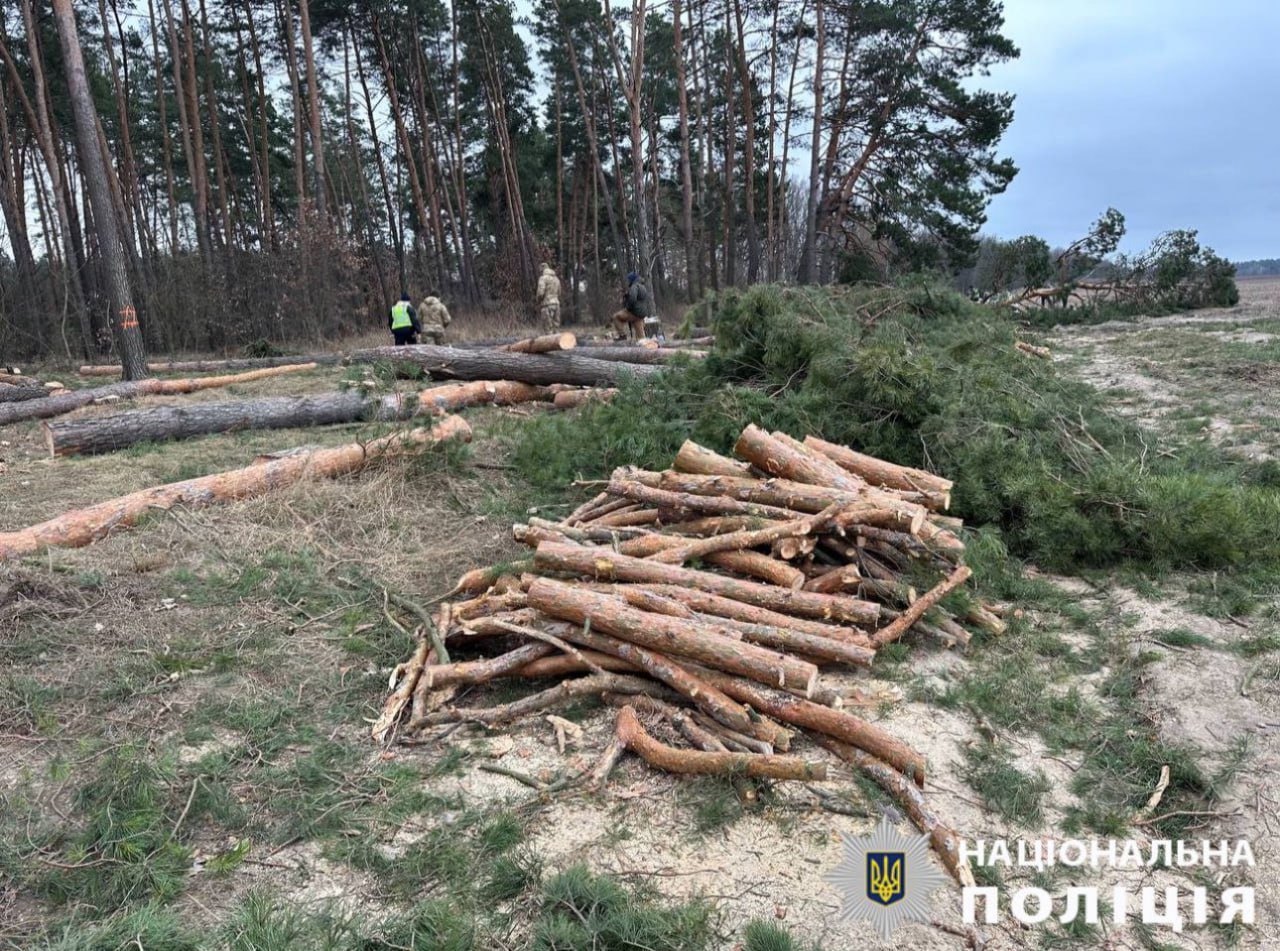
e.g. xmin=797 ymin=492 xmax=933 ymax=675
xmin=867 ymin=851 xmax=905 ymax=906
xmin=824 ymin=815 xmax=948 ymax=940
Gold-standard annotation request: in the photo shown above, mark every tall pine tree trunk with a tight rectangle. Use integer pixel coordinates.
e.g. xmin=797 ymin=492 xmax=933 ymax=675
xmin=297 ymin=0 xmax=327 ymax=223
xmin=19 ymin=0 xmax=92 ymax=354
xmin=797 ymin=0 xmax=824 ymax=284
xmin=51 ymin=0 xmax=147 ymax=380
xmin=672 ymin=0 xmax=699 ymax=300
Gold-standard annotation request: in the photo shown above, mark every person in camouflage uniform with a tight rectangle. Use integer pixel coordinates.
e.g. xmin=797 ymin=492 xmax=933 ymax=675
xmin=536 ymin=263 xmax=561 ymax=330
xmin=417 ymin=295 xmax=452 ymax=344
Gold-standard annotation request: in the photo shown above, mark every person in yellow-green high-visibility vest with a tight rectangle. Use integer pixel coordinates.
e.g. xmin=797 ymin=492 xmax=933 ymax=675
xmin=388 ymin=292 xmax=421 ymax=346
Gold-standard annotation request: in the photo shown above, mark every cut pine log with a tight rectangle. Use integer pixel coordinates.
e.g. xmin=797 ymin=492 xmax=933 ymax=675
xmin=533 ymin=542 xmax=880 ymax=627
xmin=545 ymin=623 xmax=772 ymax=742
xmin=0 ymin=416 xmax=472 ymax=562
xmin=346 ymin=344 xmax=662 ymax=387
xmin=0 ymin=383 xmax=52 ymax=404
xmin=615 ymin=706 xmax=824 ymax=780
xmin=552 ymin=388 xmax=617 ymax=410
xmin=734 ymin=424 xmax=864 ymax=492
xmin=0 ymin=364 xmax=318 ymax=427
xmin=577 ymin=347 xmax=707 ymax=365
xmin=592 ymin=583 xmax=869 ymax=644
xmin=43 ymin=380 xmax=551 ymax=456
xmin=77 ymin=355 xmax=342 ymax=376
xmin=804 ymin=435 xmax=952 ymax=509
xmin=654 ymin=472 xmax=925 ymax=532
xmin=687 ymin=664 xmax=926 ymax=785
xmin=499 ymin=332 xmax=577 ymax=354
xmin=673 ymin=440 xmax=754 ymax=477
xmin=526 ymin=577 xmax=820 ymax=695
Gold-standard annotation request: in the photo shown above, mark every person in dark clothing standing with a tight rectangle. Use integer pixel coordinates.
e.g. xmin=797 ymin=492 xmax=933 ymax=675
xmin=388 ymin=292 xmax=421 ymax=346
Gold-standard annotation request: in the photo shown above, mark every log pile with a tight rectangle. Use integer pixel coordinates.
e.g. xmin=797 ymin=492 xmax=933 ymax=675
xmin=378 ymin=424 xmax=996 ymax=883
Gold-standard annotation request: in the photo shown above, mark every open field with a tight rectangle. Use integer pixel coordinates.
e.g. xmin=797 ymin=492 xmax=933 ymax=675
xmin=3 ymin=289 xmax=1279 ymax=949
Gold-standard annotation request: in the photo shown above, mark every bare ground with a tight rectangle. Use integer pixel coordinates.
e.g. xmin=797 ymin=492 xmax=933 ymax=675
xmin=4 ymin=300 xmax=1279 ymax=948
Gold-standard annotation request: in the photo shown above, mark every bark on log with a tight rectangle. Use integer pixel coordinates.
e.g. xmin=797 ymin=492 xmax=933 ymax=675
xmin=420 ymin=642 xmax=555 ymax=689
xmin=693 ymin=615 xmax=874 ymax=667
xmin=649 ymin=502 xmax=847 ymax=566
xmin=607 ymin=695 xmax=730 ymax=752
xmin=673 ymin=440 xmax=754 ymax=477
xmin=574 ymin=347 xmax=706 ymax=365
xmin=734 ymin=424 xmax=864 ymax=492
xmin=533 ymin=542 xmax=879 ymax=627
xmin=615 ymin=706 xmax=824 ymax=781
xmin=526 ymin=577 xmax=820 ymax=695
xmin=0 ymin=383 xmax=53 ymax=404
xmin=347 ymin=344 xmax=662 ymax=387
xmin=654 ymin=472 xmax=925 ymax=532
xmin=43 ymin=380 xmax=551 ymax=456
xmin=549 ymin=624 xmax=769 ymax=741
xmin=77 ymin=355 xmax=342 ymax=376
xmin=815 ymin=735 xmax=971 ymax=885
xmin=0 ymin=364 xmax=318 ymax=427
xmin=608 ymin=478 xmax=799 ymax=522
xmin=500 ymin=332 xmax=577 ymax=354
xmin=804 ymin=435 xmax=952 ymax=509
xmin=687 ymin=664 xmax=926 ymax=785
xmin=552 ymin=388 xmax=617 ymax=410
xmin=0 ymin=416 xmax=472 ymax=561
xmin=589 ymin=583 xmax=869 ymax=644
xmin=516 ymin=650 xmax=639 ymax=679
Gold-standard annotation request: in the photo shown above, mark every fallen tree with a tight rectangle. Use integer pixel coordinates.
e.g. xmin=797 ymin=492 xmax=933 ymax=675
xmin=0 ymin=383 xmax=54 ymax=404
xmin=570 ymin=347 xmax=706 ymax=365
xmin=0 ymin=416 xmax=471 ymax=561
xmin=77 ymin=354 xmax=342 ymax=376
xmin=346 ymin=344 xmax=663 ymax=387
xmin=42 ymin=380 xmax=552 ymax=457
xmin=0 ymin=364 xmax=318 ymax=427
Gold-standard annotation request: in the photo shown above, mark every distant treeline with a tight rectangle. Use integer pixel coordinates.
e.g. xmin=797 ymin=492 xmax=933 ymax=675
xmin=1234 ymin=260 xmax=1280 ymax=277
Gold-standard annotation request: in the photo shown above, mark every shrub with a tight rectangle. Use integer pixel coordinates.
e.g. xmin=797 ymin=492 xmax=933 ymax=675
xmin=512 ymin=283 xmax=1280 ymax=573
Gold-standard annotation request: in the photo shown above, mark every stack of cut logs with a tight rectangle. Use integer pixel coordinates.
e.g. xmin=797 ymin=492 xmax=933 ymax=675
xmin=378 ymin=424 xmax=1005 ymax=883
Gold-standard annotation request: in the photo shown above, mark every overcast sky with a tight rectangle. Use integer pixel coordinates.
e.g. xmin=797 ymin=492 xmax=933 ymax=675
xmin=981 ymin=0 xmax=1280 ymax=261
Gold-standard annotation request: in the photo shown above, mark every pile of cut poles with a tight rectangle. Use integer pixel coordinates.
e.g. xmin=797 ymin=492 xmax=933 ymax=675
xmin=377 ymin=424 xmax=1011 ymax=884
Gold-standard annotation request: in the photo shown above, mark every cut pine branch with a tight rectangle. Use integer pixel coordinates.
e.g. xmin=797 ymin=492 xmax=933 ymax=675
xmin=871 ymin=565 xmax=973 ymax=648
xmin=0 ymin=417 xmax=472 ymax=562
xmin=615 ymin=706 xmax=825 ymax=781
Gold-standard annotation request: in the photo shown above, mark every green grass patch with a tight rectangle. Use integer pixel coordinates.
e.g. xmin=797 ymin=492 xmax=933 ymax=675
xmin=962 ymin=742 xmax=1052 ymax=824
xmin=532 ymin=864 xmax=716 ymax=950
